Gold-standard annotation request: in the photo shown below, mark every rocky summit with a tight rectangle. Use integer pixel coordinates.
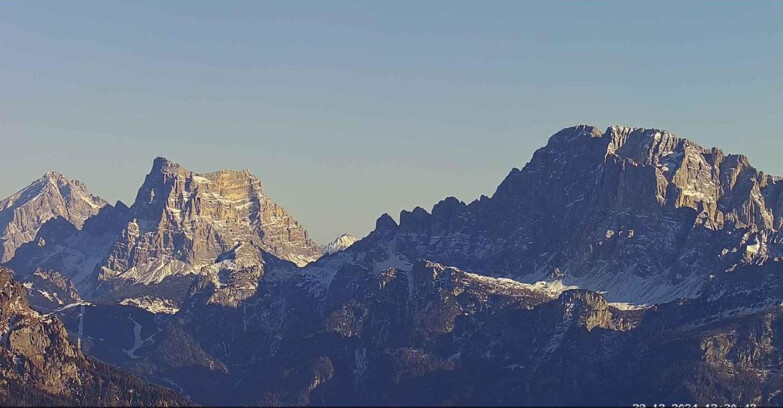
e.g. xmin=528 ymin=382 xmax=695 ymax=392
xmin=320 ymin=233 xmax=359 ymax=254
xmin=5 ymin=157 xmax=322 ymax=309
xmin=0 ymin=172 xmax=106 ymax=263
xmin=388 ymin=125 xmax=783 ymax=304
xmin=1 ymin=125 xmax=782 ymax=406
xmin=123 ymin=157 xmax=322 ymax=270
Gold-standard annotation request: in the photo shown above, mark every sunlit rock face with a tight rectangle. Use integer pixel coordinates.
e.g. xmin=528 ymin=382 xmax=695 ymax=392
xmin=6 ymin=157 xmax=321 ymax=307
xmin=102 ymin=157 xmax=321 ymax=284
xmin=0 ymin=172 xmax=106 ymax=263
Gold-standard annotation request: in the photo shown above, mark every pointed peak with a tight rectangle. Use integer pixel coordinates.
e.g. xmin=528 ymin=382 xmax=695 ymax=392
xmin=152 ymin=156 xmax=173 ymax=166
xmin=6 ymin=171 xmax=104 ymax=210
xmin=41 ymin=171 xmax=67 ymax=181
xmin=150 ymin=156 xmax=188 ymax=176
xmin=114 ymin=200 xmax=129 ymax=210
xmin=431 ymin=196 xmax=466 ymax=217
xmin=2 ymin=172 xmax=86 ymax=209
xmin=24 ymin=172 xmax=71 ymax=191
xmin=320 ymin=233 xmax=359 ymax=254
xmin=411 ymin=206 xmax=429 ymax=215
xmin=375 ymin=213 xmax=398 ymax=232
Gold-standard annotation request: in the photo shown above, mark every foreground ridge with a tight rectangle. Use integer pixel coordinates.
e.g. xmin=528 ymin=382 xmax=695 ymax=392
xmin=0 ymin=267 xmax=188 ymax=406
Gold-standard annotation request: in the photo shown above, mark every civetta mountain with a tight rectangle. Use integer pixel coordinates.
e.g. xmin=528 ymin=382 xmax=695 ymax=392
xmin=1 ymin=125 xmax=782 ymax=406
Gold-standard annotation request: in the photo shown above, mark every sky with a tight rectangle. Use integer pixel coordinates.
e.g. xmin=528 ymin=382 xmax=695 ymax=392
xmin=1 ymin=2 xmax=781 ymax=243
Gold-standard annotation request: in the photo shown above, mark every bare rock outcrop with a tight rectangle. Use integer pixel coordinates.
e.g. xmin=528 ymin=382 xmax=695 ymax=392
xmin=0 ymin=267 xmax=188 ymax=406
xmin=0 ymin=172 xmax=105 ymax=262
xmin=7 ymin=158 xmax=322 ymax=308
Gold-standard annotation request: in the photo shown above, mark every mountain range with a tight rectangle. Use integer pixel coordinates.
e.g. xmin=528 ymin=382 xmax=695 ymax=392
xmin=1 ymin=125 xmax=782 ymax=406
xmin=6 ymin=157 xmax=323 ymax=312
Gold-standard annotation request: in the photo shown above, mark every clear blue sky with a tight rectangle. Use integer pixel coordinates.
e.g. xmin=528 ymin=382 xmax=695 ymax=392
xmin=1 ymin=2 xmax=781 ymax=243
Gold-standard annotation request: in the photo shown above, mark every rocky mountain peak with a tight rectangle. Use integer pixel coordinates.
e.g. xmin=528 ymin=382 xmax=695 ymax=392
xmin=41 ymin=170 xmax=65 ymax=181
xmin=320 ymin=234 xmax=359 ymax=254
xmin=95 ymin=157 xmax=321 ymax=290
xmin=372 ymin=124 xmax=783 ymax=305
xmin=4 ymin=157 xmax=322 ymax=308
xmin=374 ymin=213 xmax=398 ymax=233
xmin=150 ymin=156 xmax=186 ymax=175
xmin=504 ymin=124 xmax=782 ymax=230
xmin=137 ymin=158 xmax=264 ymax=203
xmin=0 ymin=172 xmax=106 ymax=263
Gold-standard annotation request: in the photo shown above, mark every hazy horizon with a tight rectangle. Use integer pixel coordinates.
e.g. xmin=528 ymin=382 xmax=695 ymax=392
xmin=2 ymin=2 xmax=781 ymax=243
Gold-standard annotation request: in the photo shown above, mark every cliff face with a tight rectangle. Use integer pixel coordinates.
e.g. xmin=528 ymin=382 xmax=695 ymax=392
xmin=0 ymin=267 xmax=188 ymax=406
xmin=0 ymin=172 xmax=106 ymax=263
xmin=6 ymin=158 xmax=322 ymax=307
xmin=387 ymin=125 xmax=783 ymax=303
xmin=20 ymin=269 xmax=82 ymax=314
xmin=110 ymin=157 xmax=321 ymax=277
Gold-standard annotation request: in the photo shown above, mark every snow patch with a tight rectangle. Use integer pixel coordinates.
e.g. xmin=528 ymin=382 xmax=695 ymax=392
xmin=191 ymin=175 xmax=212 ymax=184
xmin=122 ymin=316 xmax=158 ymax=359
xmin=608 ymin=302 xmax=651 ymax=311
xmin=120 ymin=296 xmax=180 ymax=314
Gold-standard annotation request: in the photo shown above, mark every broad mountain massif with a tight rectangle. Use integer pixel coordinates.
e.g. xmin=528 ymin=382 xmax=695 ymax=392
xmin=1 ymin=125 xmax=782 ymax=406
